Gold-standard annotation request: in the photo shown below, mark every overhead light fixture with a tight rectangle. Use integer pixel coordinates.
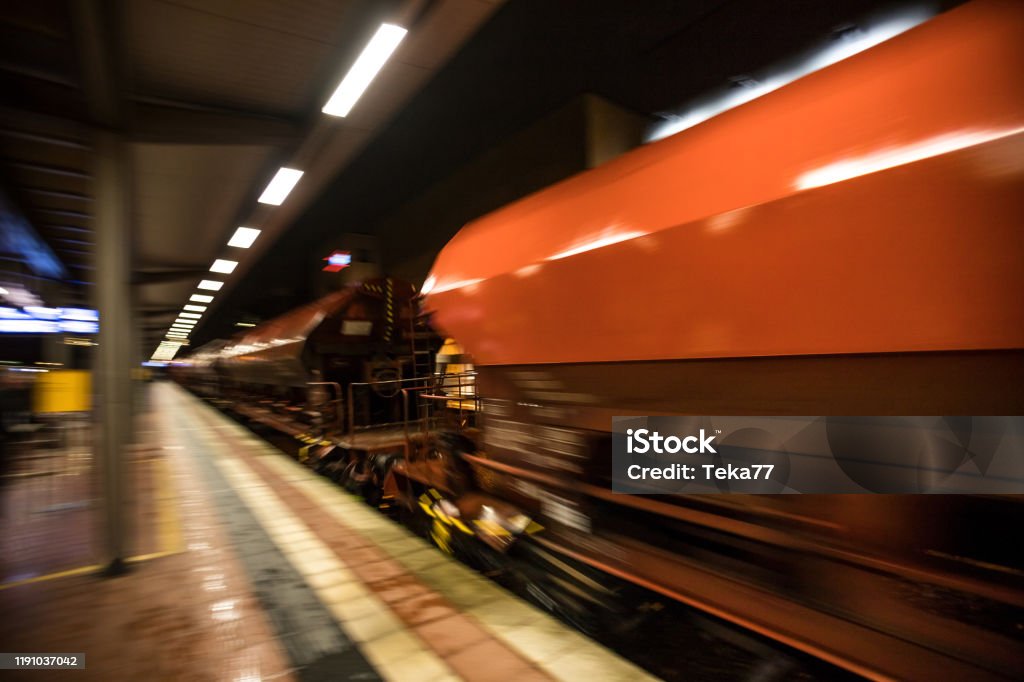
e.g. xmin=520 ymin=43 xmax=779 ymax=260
xmin=197 ymin=280 xmax=223 ymax=291
xmin=323 ymin=23 xmax=408 ymax=117
xmin=151 ymin=341 xmax=182 ymax=361
xmin=228 ymin=227 xmax=261 ymax=249
xmin=183 ymin=304 xmax=207 ymax=312
xmin=180 ymin=312 xmax=201 ymax=319
xmin=235 ymin=322 xmax=256 ymax=328
xmin=173 ymin=319 xmax=196 ymax=326
xmin=210 ymin=259 xmax=238 ymax=274
xmin=171 ymin=324 xmax=193 ymax=330
xmin=190 ymin=294 xmax=213 ymax=303
xmin=258 ymin=167 xmax=303 ymax=205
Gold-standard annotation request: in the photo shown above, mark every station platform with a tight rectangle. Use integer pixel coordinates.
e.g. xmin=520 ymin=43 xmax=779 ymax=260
xmin=0 ymin=382 xmax=653 ymax=681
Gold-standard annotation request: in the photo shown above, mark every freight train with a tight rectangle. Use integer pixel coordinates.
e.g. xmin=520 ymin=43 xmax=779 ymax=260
xmin=178 ymin=1 xmax=1024 ymax=679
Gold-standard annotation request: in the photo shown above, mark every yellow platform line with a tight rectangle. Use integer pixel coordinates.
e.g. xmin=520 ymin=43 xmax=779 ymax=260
xmin=2 ymin=439 xmax=186 ymax=593
xmin=0 ymin=564 xmax=100 ymax=591
xmin=0 ymin=551 xmax=179 ymax=591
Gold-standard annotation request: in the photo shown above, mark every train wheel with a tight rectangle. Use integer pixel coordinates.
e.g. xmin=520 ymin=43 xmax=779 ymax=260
xmin=361 ymin=453 xmax=399 ymax=508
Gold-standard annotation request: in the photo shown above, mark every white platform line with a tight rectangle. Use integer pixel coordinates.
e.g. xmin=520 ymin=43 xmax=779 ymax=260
xmin=248 ymin=427 xmax=658 ymax=680
xmin=179 ymin=416 xmax=457 ymax=682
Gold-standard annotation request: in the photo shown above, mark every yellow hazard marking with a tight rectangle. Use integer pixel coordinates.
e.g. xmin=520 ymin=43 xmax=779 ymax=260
xmin=473 ymin=518 xmax=510 ymax=537
xmin=0 ymin=551 xmax=181 ymax=591
xmin=431 ymin=520 xmax=452 ymax=554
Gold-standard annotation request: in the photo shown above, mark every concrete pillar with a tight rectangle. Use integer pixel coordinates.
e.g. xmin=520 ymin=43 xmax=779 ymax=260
xmin=93 ymin=131 xmax=133 ymax=572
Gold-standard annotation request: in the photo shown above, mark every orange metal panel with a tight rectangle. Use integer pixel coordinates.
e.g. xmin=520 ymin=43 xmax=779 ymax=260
xmin=424 ymin=0 xmax=1024 ymax=366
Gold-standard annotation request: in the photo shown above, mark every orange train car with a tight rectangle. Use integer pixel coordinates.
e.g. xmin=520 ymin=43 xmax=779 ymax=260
xmin=418 ymin=1 xmax=1024 ymax=679
xmin=423 ymin=0 xmax=1024 ymax=418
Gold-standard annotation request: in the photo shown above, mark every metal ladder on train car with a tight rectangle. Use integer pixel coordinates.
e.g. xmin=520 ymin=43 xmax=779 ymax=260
xmin=408 ymin=309 xmax=435 ymax=382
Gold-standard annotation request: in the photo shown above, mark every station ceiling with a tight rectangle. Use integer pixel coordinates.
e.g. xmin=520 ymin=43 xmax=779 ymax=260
xmin=0 ymin=0 xmax=940 ymax=353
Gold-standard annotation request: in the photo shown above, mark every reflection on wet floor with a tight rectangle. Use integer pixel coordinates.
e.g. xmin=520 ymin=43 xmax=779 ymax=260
xmin=0 ymin=383 xmax=654 ymax=681
xmin=0 ymin=414 xmax=171 ymax=586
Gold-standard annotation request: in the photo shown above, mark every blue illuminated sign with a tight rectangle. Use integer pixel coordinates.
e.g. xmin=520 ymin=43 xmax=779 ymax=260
xmin=0 ymin=307 xmax=99 ymax=334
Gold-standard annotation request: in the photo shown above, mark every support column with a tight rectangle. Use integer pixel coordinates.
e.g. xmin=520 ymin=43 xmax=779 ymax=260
xmin=93 ymin=131 xmax=133 ymax=573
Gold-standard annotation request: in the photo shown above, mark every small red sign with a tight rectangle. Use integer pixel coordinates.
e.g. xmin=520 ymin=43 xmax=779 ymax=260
xmin=322 ymin=251 xmax=352 ymax=272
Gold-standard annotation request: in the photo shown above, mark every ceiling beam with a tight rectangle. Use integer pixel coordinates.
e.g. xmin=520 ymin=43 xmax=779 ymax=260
xmin=22 ymin=187 xmax=93 ymax=202
xmin=0 ymin=128 xmax=92 ymax=150
xmin=41 ymin=224 xmax=92 ymax=234
xmin=129 ymin=99 xmax=302 ymax=146
xmin=1 ymin=159 xmax=90 ymax=179
xmin=132 ymin=267 xmax=209 ymax=285
xmin=138 ymin=308 xmax=186 ymax=318
xmin=34 ymin=208 xmax=92 ymax=220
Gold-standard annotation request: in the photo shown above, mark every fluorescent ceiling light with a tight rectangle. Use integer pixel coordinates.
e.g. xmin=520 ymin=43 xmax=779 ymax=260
xmin=190 ymin=294 xmax=213 ymax=303
xmin=171 ymin=324 xmax=193 ymax=330
xmin=258 ymin=167 xmax=303 ymax=205
xmin=180 ymin=312 xmax=202 ymax=319
xmin=197 ymin=280 xmax=223 ymax=291
xmin=183 ymin=304 xmax=207 ymax=312
xmin=323 ymin=23 xmax=408 ymax=117
xmin=228 ymin=227 xmax=261 ymax=249
xmin=174 ymin=319 xmax=196 ymax=326
xmin=210 ymin=259 xmax=237 ymax=274
xmin=235 ymin=322 xmax=256 ymax=328
xmin=151 ymin=341 xmax=182 ymax=361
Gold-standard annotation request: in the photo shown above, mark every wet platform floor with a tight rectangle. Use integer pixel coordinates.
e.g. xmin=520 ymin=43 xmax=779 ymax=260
xmin=0 ymin=382 xmax=653 ymax=681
